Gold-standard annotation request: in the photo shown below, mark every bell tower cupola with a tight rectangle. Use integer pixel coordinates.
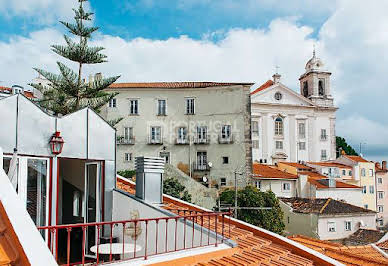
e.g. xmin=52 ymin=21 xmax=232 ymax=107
xmin=299 ymin=48 xmax=333 ymax=107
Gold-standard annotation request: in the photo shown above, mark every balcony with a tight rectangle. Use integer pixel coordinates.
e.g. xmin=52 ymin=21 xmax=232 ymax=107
xmin=38 ymin=210 xmax=231 ymax=265
xmin=193 ymin=162 xmax=210 ymax=171
xmin=175 ymin=138 xmax=189 ymax=145
xmin=194 ymin=135 xmax=210 ymax=145
xmin=117 ymin=136 xmax=135 ymax=145
xmin=148 ymin=136 xmax=163 ymax=145
xmin=218 ymin=135 xmax=234 ymax=144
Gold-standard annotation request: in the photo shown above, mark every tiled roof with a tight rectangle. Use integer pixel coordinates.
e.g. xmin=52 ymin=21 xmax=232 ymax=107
xmin=344 ymin=155 xmax=370 ymax=163
xmin=252 ymin=163 xmax=298 ymax=179
xmin=278 ymin=162 xmax=314 ymax=170
xmin=377 ymin=239 xmax=388 ymax=249
xmin=289 ymin=235 xmax=388 ymax=265
xmin=116 ymin=177 xmax=335 ymax=265
xmin=308 ymin=178 xmax=361 ymax=189
xmin=299 ymin=171 xmax=327 ymax=179
xmin=109 ymin=82 xmax=254 ymax=89
xmin=281 ymin=198 xmax=375 ymax=215
xmin=343 ymin=229 xmax=386 ymax=246
xmin=0 ymin=201 xmax=29 ymax=265
xmin=308 ymin=162 xmax=353 ymax=169
xmin=0 ymin=86 xmax=35 ymax=99
xmin=250 ymin=80 xmax=274 ymax=95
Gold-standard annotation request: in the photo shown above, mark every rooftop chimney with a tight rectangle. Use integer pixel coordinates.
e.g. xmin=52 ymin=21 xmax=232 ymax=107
xmin=272 ymin=73 xmax=281 ymax=83
xmin=376 ymin=162 xmax=381 ymax=169
xmin=135 ymin=157 xmax=165 ymax=204
xmin=383 ymin=161 xmax=387 ymax=170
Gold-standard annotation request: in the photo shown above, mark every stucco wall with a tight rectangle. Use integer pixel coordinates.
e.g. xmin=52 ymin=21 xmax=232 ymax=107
xmin=317 ymin=214 xmax=377 ymax=240
xmin=314 ymin=189 xmax=362 ymax=207
xmin=376 ymin=170 xmax=388 ymax=228
xmin=258 ymin=179 xmax=297 ymax=198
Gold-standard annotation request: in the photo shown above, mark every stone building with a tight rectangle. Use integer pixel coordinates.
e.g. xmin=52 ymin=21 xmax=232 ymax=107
xmin=251 ymin=51 xmax=337 ymax=164
xmin=101 ymin=82 xmax=253 ymax=188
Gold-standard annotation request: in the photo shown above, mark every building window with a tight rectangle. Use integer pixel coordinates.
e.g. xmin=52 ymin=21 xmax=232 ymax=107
xmin=361 ymin=168 xmax=366 ymax=176
xmin=345 ymin=221 xmax=352 ymax=231
xmin=275 ymin=117 xmax=283 ymax=136
xmin=369 ymin=169 xmax=374 ymax=177
xmin=378 ymin=205 xmax=384 ymax=213
xmin=157 ymin=99 xmax=166 ymax=115
xmin=369 ymin=185 xmax=374 ymax=194
xmin=282 ymin=182 xmax=291 ymax=191
xmin=196 ymin=126 xmax=208 ymax=142
xmin=378 ymin=219 xmax=384 ymax=227
xmin=287 ymin=216 xmax=290 ymax=224
xmin=378 ymin=177 xmax=383 ymax=184
xmin=177 ymin=127 xmax=187 ymax=143
xmin=109 ymin=98 xmax=116 ymax=108
xmin=274 ymin=92 xmax=282 ymax=101
xmin=221 ymin=125 xmax=232 ymax=139
xmin=130 ymin=99 xmax=138 ymax=115
xmin=73 ymin=191 xmax=81 ymax=217
xmin=220 ymin=178 xmax=227 ymax=187
xmin=186 ymin=98 xmax=195 ymax=115
xmin=303 ymin=81 xmax=308 ymax=97
xmin=319 ymin=79 xmax=325 ymax=96
xmin=320 ymin=129 xmax=327 ymax=141
xmin=252 ymin=140 xmax=259 ymax=149
xmin=222 ymin=156 xmax=229 ymax=164
xmin=321 ymin=150 xmax=327 ymax=161
xmin=124 ymin=127 xmax=133 ymax=141
xmin=276 ymin=141 xmax=283 ymax=150
xmin=342 ymin=169 xmax=346 ymax=175
xmin=299 ymin=142 xmax=306 ymax=151
xmin=378 ymin=191 xmax=384 ymax=199
xmin=252 ymin=121 xmax=259 ymax=135
xmin=327 ymin=222 xmax=336 ymax=232
xmin=362 ymin=186 xmax=367 ymax=194
xmin=197 ymin=152 xmax=207 ymax=170
xmin=298 ymin=123 xmax=306 ymax=139
xmin=255 ymin=181 xmax=261 ymax=190
xmin=150 ymin=126 xmax=162 ymax=143
xmin=125 ymin=153 xmax=132 ymax=162
xmin=364 ymin=204 xmax=368 ymax=209
xmin=349 ymin=170 xmax=352 ymax=176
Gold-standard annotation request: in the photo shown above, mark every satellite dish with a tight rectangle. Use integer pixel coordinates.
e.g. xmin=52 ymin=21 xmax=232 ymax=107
xmin=202 ymin=176 xmax=208 ymax=183
xmin=208 ymin=162 xmax=213 ymax=168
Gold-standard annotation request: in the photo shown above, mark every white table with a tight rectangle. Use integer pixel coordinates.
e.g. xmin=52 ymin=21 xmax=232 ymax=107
xmin=90 ymin=243 xmax=142 ymax=255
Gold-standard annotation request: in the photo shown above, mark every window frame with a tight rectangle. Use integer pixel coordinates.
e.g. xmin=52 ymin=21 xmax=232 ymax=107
xmin=276 ymin=140 xmax=283 ymax=150
xmin=129 ymin=99 xmax=139 ymax=115
xmin=321 ymin=149 xmax=327 ymax=161
xmin=222 ymin=156 xmax=229 ymax=164
xmin=282 ymin=182 xmax=291 ymax=192
xmin=327 ymin=221 xmax=336 ymax=232
xmin=378 ymin=191 xmax=384 ymax=199
xmin=299 ymin=142 xmax=306 ymax=151
xmin=345 ymin=221 xmax=352 ymax=231
xmin=150 ymin=126 xmax=162 ymax=142
xmin=298 ymin=123 xmax=306 ymax=139
xmin=220 ymin=178 xmax=227 ymax=187
xmin=378 ymin=205 xmax=384 ymax=213
xmin=274 ymin=117 xmax=284 ymax=136
xmin=185 ymin=98 xmax=195 ymax=115
xmin=221 ymin=125 xmax=232 ymax=139
xmin=369 ymin=185 xmax=374 ymax=194
xmin=157 ymin=99 xmax=167 ymax=116
xmin=125 ymin=153 xmax=132 ymax=162
xmin=108 ymin=98 xmax=117 ymax=108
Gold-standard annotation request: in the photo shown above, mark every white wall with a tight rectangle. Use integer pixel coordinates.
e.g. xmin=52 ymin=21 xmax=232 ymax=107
xmin=258 ymin=179 xmax=297 ymax=198
xmin=318 ymin=214 xmax=377 ymax=240
xmin=315 ymin=189 xmax=362 ymax=207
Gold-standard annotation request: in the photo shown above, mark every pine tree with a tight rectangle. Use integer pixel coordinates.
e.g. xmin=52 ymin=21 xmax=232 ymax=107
xmin=30 ymin=0 xmax=120 ymax=115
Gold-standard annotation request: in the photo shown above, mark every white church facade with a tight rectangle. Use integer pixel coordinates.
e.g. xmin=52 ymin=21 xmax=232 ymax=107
xmin=251 ymin=52 xmax=337 ymax=164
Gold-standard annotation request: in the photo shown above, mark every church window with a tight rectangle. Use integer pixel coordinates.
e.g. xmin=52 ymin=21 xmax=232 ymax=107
xmin=303 ymin=81 xmax=308 ymax=97
xmin=274 ymin=117 xmax=283 ymax=136
xmin=319 ymin=79 xmax=325 ymax=96
xmin=298 ymin=123 xmax=306 ymax=138
xmin=276 ymin=141 xmax=283 ymax=150
xmin=274 ymin=92 xmax=282 ymax=101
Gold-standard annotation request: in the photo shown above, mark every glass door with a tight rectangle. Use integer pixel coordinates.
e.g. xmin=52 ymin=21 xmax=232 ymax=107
xmin=84 ymin=162 xmax=101 ymax=258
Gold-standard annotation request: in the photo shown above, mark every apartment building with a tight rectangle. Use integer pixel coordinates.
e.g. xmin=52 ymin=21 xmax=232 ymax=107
xmin=375 ymin=161 xmax=388 ymax=229
xmin=102 ymin=82 xmax=253 ymax=188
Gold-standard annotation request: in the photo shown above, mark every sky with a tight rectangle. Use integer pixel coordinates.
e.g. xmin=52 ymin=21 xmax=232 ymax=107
xmin=0 ymin=0 xmax=387 ymax=162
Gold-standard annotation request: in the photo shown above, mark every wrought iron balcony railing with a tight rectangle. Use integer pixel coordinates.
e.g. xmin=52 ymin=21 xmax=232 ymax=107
xmin=117 ymin=136 xmax=135 ymax=145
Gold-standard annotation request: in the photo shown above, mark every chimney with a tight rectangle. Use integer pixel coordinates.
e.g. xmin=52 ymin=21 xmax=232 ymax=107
xmin=376 ymin=162 xmax=381 ymax=169
xmin=135 ymin=156 xmax=165 ymax=204
xmin=383 ymin=161 xmax=387 ymax=170
xmin=272 ymin=73 xmax=281 ymax=83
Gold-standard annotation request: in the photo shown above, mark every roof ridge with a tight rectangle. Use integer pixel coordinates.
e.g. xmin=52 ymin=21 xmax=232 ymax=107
xmin=319 ymin=198 xmax=331 ymax=214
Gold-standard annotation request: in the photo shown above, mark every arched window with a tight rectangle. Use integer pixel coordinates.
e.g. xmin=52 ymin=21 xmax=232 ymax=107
xmin=319 ymin=80 xmax=325 ymax=96
xmin=275 ymin=117 xmax=283 ymax=136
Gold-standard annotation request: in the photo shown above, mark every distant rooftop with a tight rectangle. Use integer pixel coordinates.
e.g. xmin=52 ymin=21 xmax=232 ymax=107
xmin=252 ymin=163 xmax=298 ymax=179
xmin=343 ymin=155 xmax=370 ymax=163
xmin=109 ymin=82 xmax=254 ymax=89
xmin=308 ymin=162 xmax=353 ymax=169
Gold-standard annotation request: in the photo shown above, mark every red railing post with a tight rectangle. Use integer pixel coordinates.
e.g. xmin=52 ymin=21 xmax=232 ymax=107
xmin=96 ymin=225 xmax=100 ymax=264
xmin=183 ymin=216 xmax=186 ymax=250
xmin=207 ymin=214 xmax=210 ymax=246
xmin=134 ymin=221 xmax=137 ymax=258
xmin=174 ymin=217 xmax=178 ymax=251
xmin=192 ymin=215 xmax=195 ymax=248
xmin=122 ymin=222 xmax=126 ymax=259
xmin=144 ymin=221 xmax=148 ymax=260
xmin=82 ymin=226 xmax=86 ymax=266
xmin=222 ymin=214 xmax=225 ymax=244
xmin=66 ymin=227 xmax=72 ymax=266
xmin=215 ymin=214 xmax=218 ymax=247
xmin=165 ymin=219 xmax=168 ymax=253
xmin=109 ymin=224 xmax=113 ymax=262
xmin=155 ymin=220 xmax=159 ymax=255
xmin=200 ymin=213 xmax=203 ymax=247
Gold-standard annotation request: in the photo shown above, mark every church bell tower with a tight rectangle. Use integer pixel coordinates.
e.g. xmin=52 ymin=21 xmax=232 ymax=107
xmin=299 ymin=49 xmax=333 ymax=107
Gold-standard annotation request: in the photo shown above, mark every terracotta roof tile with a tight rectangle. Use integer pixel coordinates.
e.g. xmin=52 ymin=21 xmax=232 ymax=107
xmin=278 ymin=162 xmax=314 ymax=170
xmin=109 ymin=82 xmax=254 ymax=89
xmin=343 ymin=229 xmax=386 ymax=246
xmin=344 ymin=155 xmax=370 ymax=163
xmin=0 ymin=86 xmax=35 ymax=99
xmin=377 ymin=239 xmax=388 ymax=249
xmin=308 ymin=162 xmax=353 ymax=169
xmin=308 ymin=178 xmax=361 ymax=189
xmin=250 ymin=80 xmax=274 ymax=95
xmin=116 ymin=177 xmax=331 ymax=266
xmin=281 ymin=198 xmax=375 ymax=215
xmin=289 ymin=235 xmax=388 ymax=265
xmin=299 ymin=171 xmax=326 ymax=179
xmin=252 ymin=163 xmax=298 ymax=179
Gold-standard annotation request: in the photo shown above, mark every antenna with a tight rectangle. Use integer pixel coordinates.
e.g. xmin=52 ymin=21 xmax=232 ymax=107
xmin=275 ymin=65 xmax=280 ymax=74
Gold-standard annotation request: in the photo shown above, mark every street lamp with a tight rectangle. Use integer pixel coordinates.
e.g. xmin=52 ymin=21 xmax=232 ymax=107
xmin=49 ymin=131 xmax=64 ymax=155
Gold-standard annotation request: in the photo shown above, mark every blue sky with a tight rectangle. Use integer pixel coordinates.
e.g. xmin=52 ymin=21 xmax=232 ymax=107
xmin=0 ymin=0 xmax=387 ymax=162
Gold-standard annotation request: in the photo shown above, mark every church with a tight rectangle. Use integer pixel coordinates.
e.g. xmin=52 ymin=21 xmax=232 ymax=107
xmin=251 ymin=51 xmax=337 ymax=164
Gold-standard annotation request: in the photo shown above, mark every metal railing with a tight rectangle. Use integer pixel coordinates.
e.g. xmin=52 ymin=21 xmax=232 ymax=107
xmin=117 ymin=136 xmax=135 ymax=145
xmin=37 ymin=211 xmax=231 ymax=266
xmin=193 ymin=135 xmax=210 ymax=144
xmin=175 ymin=138 xmax=189 ymax=145
xmin=192 ymin=162 xmax=210 ymax=171
xmin=218 ymin=135 xmax=234 ymax=144
xmin=147 ymin=136 xmax=163 ymax=144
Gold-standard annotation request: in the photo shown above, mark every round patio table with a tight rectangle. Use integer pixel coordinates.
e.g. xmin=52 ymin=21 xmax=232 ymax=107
xmin=90 ymin=243 xmax=142 ymax=256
